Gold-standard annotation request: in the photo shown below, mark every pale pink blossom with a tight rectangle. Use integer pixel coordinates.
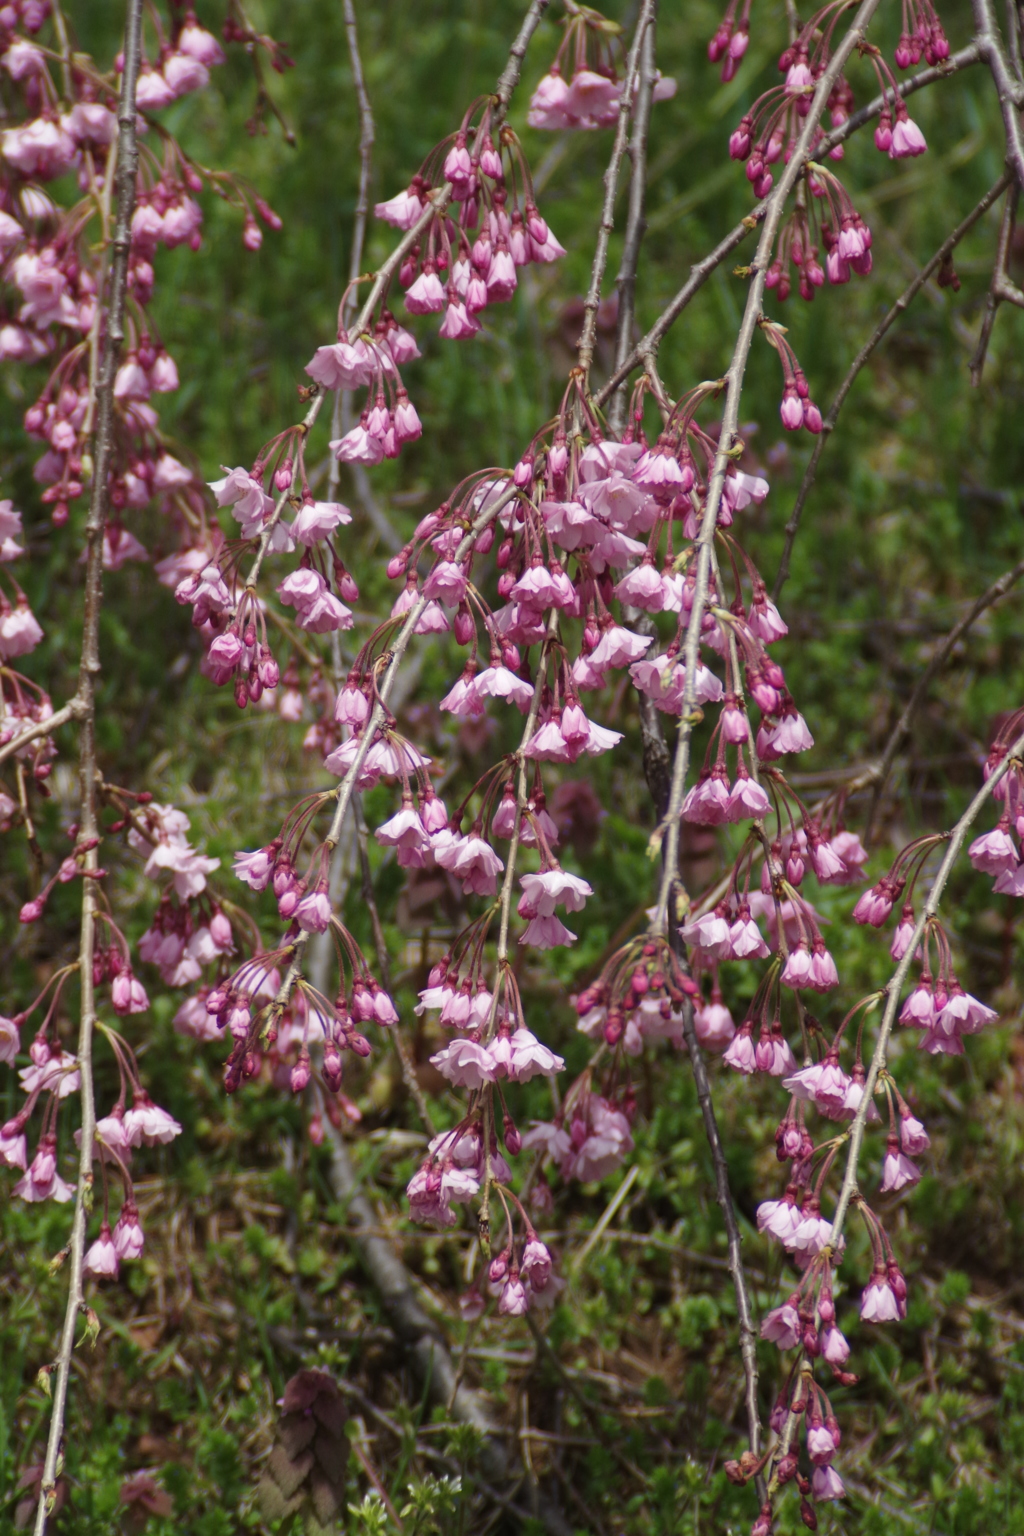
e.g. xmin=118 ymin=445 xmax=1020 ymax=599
xmin=507 ymin=1027 xmax=564 ymax=1081
xmin=84 ymin=1221 xmax=119 ymax=1278
xmin=860 ymin=1270 xmax=900 ymax=1322
xmin=123 ymin=1094 xmax=182 ymax=1147
xmin=761 ymin=1301 xmax=800 ymax=1348
xmin=429 ymin=1037 xmax=496 ymax=1089
xmin=520 ymin=913 xmax=578 ymax=949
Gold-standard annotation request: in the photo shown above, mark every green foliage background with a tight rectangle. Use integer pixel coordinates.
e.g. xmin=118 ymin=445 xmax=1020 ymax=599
xmin=2 ymin=0 xmax=1024 ymax=1532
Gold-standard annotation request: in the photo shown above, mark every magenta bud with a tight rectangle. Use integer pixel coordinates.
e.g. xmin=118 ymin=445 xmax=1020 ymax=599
xmin=503 ymin=1115 xmax=522 ymax=1155
xmin=322 ymin=1040 xmax=344 ymax=1091
xmin=454 ymin=607 xmax=475 ymax=646
xmin=386 ymin=554 xmax=408 ymax=580
xmin=19 ymin=898 xmax=45 ymax=924
xmin=347 ymin=1031 xmax=372 ymax=1058
xmin=496 ymin=538 xmax=514 ymax=569
xmin=474 ymin=524 xmax=494 ymax=554
xmin=338 ymin=572 xmax=359 ymax=601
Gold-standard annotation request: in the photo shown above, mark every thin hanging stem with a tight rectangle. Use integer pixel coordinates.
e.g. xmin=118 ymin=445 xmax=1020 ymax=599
xmin=33 ymin=3 xmax=144 ymax=1530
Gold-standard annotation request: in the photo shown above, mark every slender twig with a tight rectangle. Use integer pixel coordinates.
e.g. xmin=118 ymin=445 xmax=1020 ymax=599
xmin=972 ymin=0 xmax=1024 ymax=186
xmin=773 ymin=173 xmax=1012 ymax=601
xmin=669 ymin=920 xmax=765 ymax=1484
xmin=1006 ymin=0 xmax=1024 ymax=84
xmin=828 ymin=723 xmax=1024 ymax=1248
xmin=352 ymin=797 xmax=435 ymax=1134
xmin=863 ymin=556 xmax=1024 ymax=843
xmin=653 ymin=0 xmax=884 ymax=933
xmin=594 ymin=41 xmax=982 ymax=407
xmin=49 ymin=0 xmax=73 ymax=100
xmin=0 ymin=700 xmax=85 ymax=770
xmin=969 ymin=182 xmax=1024 ymax=387
xmin=608 ymin=13 xmax=656 ymax=436
xmin=238 ymin=0 xmax=547 ymax=593
xmin=32 ymin=6 xmax=143 ymax=1532
xmin=577 ymin=0 xmax=655 ymax=381
xmin=329 ymin=0 xmax=377 ymax=505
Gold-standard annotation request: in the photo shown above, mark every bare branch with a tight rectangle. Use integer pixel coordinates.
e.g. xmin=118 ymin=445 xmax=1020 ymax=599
xmin=828 ymin=724 xmax=1024 ymax=1248
xmin=973 ymin=0 xmax=1024 ymax=186
xmin=773 ymin=173 xmax=1012 ymax=602
xmin=577 ymin=0 xmax=656 ymax=381
xmin=970 ymin=181 xmax=1024 ymax=386
xmin=608 ymin=13 xmax=657 ymax=436
xmin=863 ymin=556 xmax=1024 ymax=843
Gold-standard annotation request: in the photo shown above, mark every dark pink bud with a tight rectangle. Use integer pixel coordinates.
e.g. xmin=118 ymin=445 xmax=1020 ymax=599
xmin=454 ymin=606 xmax=474 ymax=645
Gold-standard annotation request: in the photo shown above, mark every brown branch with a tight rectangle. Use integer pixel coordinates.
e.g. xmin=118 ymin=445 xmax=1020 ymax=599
xmin=773 ymin=173 xmax=1012 ymax=601
xmin=970 ymin=182 xmax=1024 ymax=386
xmin=608 ymin=11 xmax=657 ymax=436
xmin=972 ymin=0 xmax=1024 ymax=186
xmin=668 ymin=917 xmax=765 ymax=1486
xmin=577 ymin=0 xmax=656 ymax=381
xmin=863 ymin=555 xmax=1024 ymax=843
xmin=32 ymin=3 xmax=144 ymax=1531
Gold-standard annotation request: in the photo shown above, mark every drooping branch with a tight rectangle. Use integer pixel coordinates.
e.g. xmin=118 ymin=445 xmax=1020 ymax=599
xmin=667 ymin=915 xmax=765 ymax=1482
xmin=266 ymin=482 xmax=521 ymax=1024
xmin=972 ymin=0 xmax=1024 ymax=186
xmin=772 ymin=173 xmax=1012 ymax=602
xmin=577 ymin=0 xmax=656 ymax=381
xmin=969 ymin=181 xmax=1024 ymax=386
xmin=328 ymin=0 xmax=379 ymax=510
xmin=608 ymin=9 xmax=656 ymax=436
xmin=32 ymin=3 xmax=144 ymax=1531
xmin=653 ymin=0 xmax=885 ymax=932
xmin=595 ymin=41 xmax=982 ymax=407
xmin=828 ymin=723 xmax=1024 ymax=1248
xmin=862 ymin=555 xmax=1024 ymax=843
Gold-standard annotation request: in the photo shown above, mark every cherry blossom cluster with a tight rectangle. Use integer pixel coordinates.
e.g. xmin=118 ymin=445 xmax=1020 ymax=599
xmin=0 ymin=4 xmax=289 ymax=1275
xmin=707 ymin=0 xmax=947 ymax=85
xmin=725 ymin=0 xmax=928 ymax=311
xmin=0 ymin=3 xmax=282 ymax=684
xmin=527 ymin=3 xmax=676 ymax=129
xmin=1 ymin=783 xmax=232 ymax=1272
xmin=370 ymin=104 xmax=567 ymax=360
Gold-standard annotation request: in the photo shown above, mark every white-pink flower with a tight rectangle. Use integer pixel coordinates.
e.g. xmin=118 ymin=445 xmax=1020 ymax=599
xmin=507 ymin=1027 xmax=564 ymax=1081
xmin=123 ymin=1094 xmax=182 ymax=1147
xmin=429 ymin=1037 xmax=497 ymax=1089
